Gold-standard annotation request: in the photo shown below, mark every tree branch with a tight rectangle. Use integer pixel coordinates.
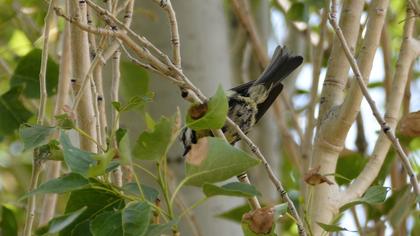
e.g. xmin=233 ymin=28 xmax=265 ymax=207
xmin=23 ymin=0 xmax=56 ymax=234
xmin=329 ymin=2 xmax=420 ymax=203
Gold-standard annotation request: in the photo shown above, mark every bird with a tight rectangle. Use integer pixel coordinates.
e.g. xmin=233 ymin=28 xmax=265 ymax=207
xmin=181 ymin=46 xmax=303 ymax=156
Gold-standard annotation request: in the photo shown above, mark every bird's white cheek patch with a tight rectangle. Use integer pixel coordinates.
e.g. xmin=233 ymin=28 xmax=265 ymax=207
xmin=186 ymin=138 xmax=209 ymax=166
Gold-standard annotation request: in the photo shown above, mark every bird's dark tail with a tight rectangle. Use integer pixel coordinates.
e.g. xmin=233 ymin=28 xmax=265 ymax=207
xmin=253 ymin=46 xmax=302 ymax=121
xmin=229 ymin=46 xmax=303 ymax=123
xmin=256 ymin=46 xmax=303 ymax=87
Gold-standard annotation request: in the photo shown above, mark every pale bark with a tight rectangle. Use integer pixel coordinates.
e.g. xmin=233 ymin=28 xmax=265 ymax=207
xmin=308 ymin=0 xmax=383 ymax=234
xmin=318 ymin=0 xmax=364 ymax=123
xmin=69 ymin=0 xmax=97 ymax=152
xmin=342 ymin=8 xmax=420 ymax=204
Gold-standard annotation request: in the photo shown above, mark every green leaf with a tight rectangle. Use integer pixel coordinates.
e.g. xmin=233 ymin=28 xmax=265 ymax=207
xmin=113 ymin=95 xmax=154 ymax=113
xmin=121 ymin=61 xmax=149 ymax=102
xmin=122 ymin=183 xmax=159 ymax=202
xmin=340 ymin=185 xmax=389 ymax=212
xmin=26 ymin=173 xmax=89 ymax=197
xmin=1 ymin=205 xmax=18 ymax=236
xmin=0 ymin=86 xmax=32 ymax=136
xmin=19 ymin=124 xmax=55 ymax=150
xmin=218 ymin=204 xmax=251 ymax=223
xmin=87 ymin=149 xmax=116 ymax=177
xmin=273 ymin=203 xmax=288 ymax=219
xmin=387 ymin=186 xmax=417 ymax=228
xmin=122 ymin=201 xmax=152 ymax=236
xmin=336 ymin=153 xmax=367 ymax=185
xmin=55 ymin=114 xmax=75 ymax=130
xmin=117 ymin=129 xmax=131 ymax=165
xmin=186 ymin=85 xmax=228 ymax=130
xmin=203 ymin=182 xmax=261 ymax=198
xmin=90 ymin=210 xmax=123 ymax=236
xmin=144 ymin=113 xmax=155 ymax=130
xmin=111 ymin=101 xmax=122 ymax=112
xmin=59 ymin=187 xmax=125 ymax=236
xmin=317 ymin=222 xmax=350 ymax=232
xmin=367 ymin=81 xmax=384 ymax=88
xmin=146 ymin=220 xmax=179 ymax=236
xmin=11 ymin=48 xmax=59 ymax=98
xmin=35 ymin=207 xmax=87 ymax=235
xmin=184 ymin=137 xmax=260 ymax=186
xmin=60 ymin=132 xmax=96 ymax=176
xmin=362 ymin=185 xmax=389 ymax=204
xmin=133 ymin=116 xmax=174 ymax=160
xmin=303 ymin=0 xmax=325 ymax=9
xmin=286 ymin=3 xmax=309 ymax=22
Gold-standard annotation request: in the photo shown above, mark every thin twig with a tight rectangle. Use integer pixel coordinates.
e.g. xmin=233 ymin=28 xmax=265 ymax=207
xmin=329 ymin=1 xmax=420 ymax=196
xmin=225 ymin=118 xmax=307 ymax=236
xmin=39 ymin=3 xmax=73 ymax=223
xmin=85 ymin=0 xmax=167 ymax=60
xmin=408 ymin=0 xmax=420 ymax=16
xmin=230 ymin=0 xmax=269 ymax=68
xmin=23 ymin=1 xmax=56 ymax=234
xmin=153 ymin=0 xmax=181 ymax=67
xmin=110 ymin=49 xmax=123 ymax=187
xmin=23 ymin=161 xmax=42 ymax=236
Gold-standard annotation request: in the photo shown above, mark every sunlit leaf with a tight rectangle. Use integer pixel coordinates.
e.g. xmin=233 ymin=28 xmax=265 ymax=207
xmin=8 ymin=30 xmax=32 ymax=56
xmin=186 ymin=85 xmax=228 ymax=130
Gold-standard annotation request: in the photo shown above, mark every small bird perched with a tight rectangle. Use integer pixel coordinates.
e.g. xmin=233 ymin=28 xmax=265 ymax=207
xmin=181 ymin=46 xmax=303 ymax=155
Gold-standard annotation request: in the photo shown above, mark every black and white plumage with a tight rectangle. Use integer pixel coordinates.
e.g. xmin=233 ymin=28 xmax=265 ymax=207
xmin=181 ymin=46 xmax=303 ymax=155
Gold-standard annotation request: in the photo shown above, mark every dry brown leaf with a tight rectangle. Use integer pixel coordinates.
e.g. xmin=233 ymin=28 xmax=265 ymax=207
xmin=185 ymin=138 xmax=208 ymax=166
xmin=242 ymin=207 xmax=274 ymax=234
xmin=398 ymin=111 xmax=420 ymax=137
xmin=304 ymin=166 xmax=334 ymax=186
xmin=188 ymin=103 xmax=208 ymax=120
